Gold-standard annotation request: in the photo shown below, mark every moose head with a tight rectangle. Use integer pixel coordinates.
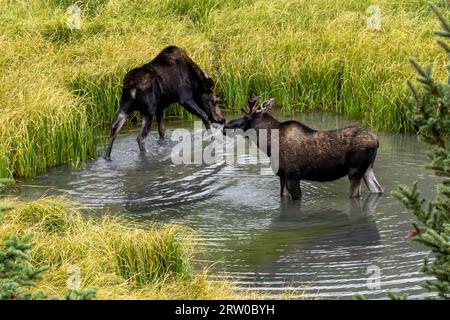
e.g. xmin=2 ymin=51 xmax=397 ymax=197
xmin=223 ymin=95 xmax=276 ymax=134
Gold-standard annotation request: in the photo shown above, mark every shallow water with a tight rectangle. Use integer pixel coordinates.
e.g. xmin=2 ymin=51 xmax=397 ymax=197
xmin=19 ymin=112 xmax=439 ymax=299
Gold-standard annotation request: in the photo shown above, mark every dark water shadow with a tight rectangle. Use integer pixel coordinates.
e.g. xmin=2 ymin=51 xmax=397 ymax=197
xmin=218 ymin=195 xmax=383 ymax=297
xmin=231 ymin=194 xmax=382 ymax=262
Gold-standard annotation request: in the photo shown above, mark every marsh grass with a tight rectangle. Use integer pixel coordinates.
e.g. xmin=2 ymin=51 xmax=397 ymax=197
xmin=0 ymin=0 xmax=448 ymax=179
xmin=0 ymin=196 xmax=249 ymax=299
xmin=0 ymin=178 xmax=14 ymax=192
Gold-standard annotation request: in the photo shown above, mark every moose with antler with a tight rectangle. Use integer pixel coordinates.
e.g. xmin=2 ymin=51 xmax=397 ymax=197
xmin=223 ymin=95 xmax=384 ymax=199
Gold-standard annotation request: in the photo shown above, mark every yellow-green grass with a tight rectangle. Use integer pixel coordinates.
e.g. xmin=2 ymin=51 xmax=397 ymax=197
xmin=0 ymin=0 xmax=448 ymax=179
xmin=0 ymin=196 xmax=258 ymax=299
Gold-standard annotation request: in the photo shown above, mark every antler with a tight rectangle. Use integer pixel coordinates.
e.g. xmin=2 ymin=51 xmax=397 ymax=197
xmin=242 ymin=94 xmax=261 ymax=114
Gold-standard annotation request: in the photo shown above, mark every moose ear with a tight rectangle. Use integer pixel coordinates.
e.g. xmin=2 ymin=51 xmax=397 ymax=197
xmin=203 ymin=74 xmax=215 ymax=91
xmin=261 ymin=98 xmax=275 ymax=113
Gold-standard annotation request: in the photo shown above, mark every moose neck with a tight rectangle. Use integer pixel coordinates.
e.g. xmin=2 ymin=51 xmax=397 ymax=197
xmin=251 ymin=113 xmax=281 ymax=158
xmin=252 ymin=113 xmax=281 ymax=131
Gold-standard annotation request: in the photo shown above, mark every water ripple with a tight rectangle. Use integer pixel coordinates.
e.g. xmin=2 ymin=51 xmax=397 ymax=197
xmin=19 ymin=113 xmax=440 ymax=299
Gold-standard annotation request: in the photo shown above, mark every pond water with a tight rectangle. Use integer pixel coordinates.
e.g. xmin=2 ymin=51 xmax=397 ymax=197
xmin=19 ymin=112 xmax=439 ymax=299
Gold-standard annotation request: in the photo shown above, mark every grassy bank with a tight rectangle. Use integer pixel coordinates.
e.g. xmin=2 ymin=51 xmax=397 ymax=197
xmin=0 ymin=196 xmax=248 ymax=299
xmin=0 ymin=0 xmax=449 ymax=178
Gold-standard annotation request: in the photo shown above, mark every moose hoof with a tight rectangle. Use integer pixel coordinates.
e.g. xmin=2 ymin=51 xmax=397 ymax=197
xmin=104 ymin=156 xmax=112 ymax=161
xmin=137 ymin=142 xmax=146 ymax=153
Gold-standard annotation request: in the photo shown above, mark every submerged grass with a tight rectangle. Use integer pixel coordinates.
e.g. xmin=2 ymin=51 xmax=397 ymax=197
xmin=0 ymin=196 xmax=250 ymax=299
xmin=0 ymin=0 xmax=449 ymax=178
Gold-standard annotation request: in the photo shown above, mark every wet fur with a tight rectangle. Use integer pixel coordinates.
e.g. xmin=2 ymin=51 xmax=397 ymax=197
xmin=277 ymin=120 xmax=378 ymax=182
xmin=105 ymin=46 xmax=224 ymax=160
xmin=225 ymin=109 xmax=384 ymax=199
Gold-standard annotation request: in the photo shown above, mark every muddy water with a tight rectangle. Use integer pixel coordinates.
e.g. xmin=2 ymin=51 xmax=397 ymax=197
xmin=19 ymin=112 xmax=439 ymax=299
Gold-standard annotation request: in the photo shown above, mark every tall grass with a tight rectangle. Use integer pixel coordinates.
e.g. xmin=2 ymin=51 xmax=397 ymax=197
xmin=0 ymin=196 xmax=245 ymax=299
xmin=0 ymin=0 xmax=448 ymax=178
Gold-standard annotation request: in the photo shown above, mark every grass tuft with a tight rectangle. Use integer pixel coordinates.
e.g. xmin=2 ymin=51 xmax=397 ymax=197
xmin=0 ymin=196 xmax=249 ymax=299
xmin=108 ymin=224 xmax=194 ymax=286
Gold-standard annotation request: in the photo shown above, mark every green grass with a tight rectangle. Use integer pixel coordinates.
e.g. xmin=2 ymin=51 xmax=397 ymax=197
xmin=0 ymin=196 xmax=252 ymax=299
xmin=0 ymin=0 xmax=449 ymax=179
xmin=0 ymin=179 xmax=14 ymax=192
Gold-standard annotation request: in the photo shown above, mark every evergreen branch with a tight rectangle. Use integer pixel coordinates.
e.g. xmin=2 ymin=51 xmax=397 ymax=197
xmin=394 ymin=4 xmax=450 ymax=300
xmin=437 ymin=40 xmax=450 ymax=53
xmin=430 ymin=4 xmax=450 ymax=34
xmin=407 ymin=80 xmax=421 ymax=103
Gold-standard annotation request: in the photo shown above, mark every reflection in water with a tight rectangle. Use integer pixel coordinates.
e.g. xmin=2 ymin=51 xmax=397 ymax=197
xmin=278 ymin=193 xmax=381 ymax=225
xmin=19 ymin=112 xmax=438 ymax=299
xmin=221 ymin=195 xmax=382 ymax=298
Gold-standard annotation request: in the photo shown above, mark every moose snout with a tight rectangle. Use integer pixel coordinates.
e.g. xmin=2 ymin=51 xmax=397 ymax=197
xmin=222 ymin=122 xmax=236 ymax=135
xmin=216 ymin=117 xmax=225 ymax=125
xmin=222 ymin=117 xmax=245 ymax=135
xmin=222 ymin=124 xmax=230 ymax=135
xmin=211 ymin=111 xmax=225 ymax=125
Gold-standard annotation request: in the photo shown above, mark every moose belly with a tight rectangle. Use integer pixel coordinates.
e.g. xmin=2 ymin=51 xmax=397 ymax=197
xmin=299 ymin=163 xmax=349 ymax=182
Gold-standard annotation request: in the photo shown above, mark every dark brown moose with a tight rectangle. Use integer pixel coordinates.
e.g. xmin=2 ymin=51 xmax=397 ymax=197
xmin=105 ymin=46 xmax=225 ymax=160
xmin=223 ymin=96 xmax=384 ymax=199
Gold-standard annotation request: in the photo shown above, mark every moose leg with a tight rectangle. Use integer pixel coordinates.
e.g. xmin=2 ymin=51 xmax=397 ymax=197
xmin=286 ymin=179 xmax=301 ymax=200
xmin=105 ymin=111 xmax=128 ymax=160
xmin=181 ymin=99 xmax=211 ymax=130
xmin=349 ymin=178 xmax=362 ymax=198
xmin=279 ymin=175 xmax=289 ymax=197
xmin=156 ymin=109 xmax=165 ymax=139
xmin=137 ymin=114 xmax=153 ymax=153
xmin=363 ymin=168 xmax=384 ymax=194
xmin=348 ymin=164 xmax=366 ymax=197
